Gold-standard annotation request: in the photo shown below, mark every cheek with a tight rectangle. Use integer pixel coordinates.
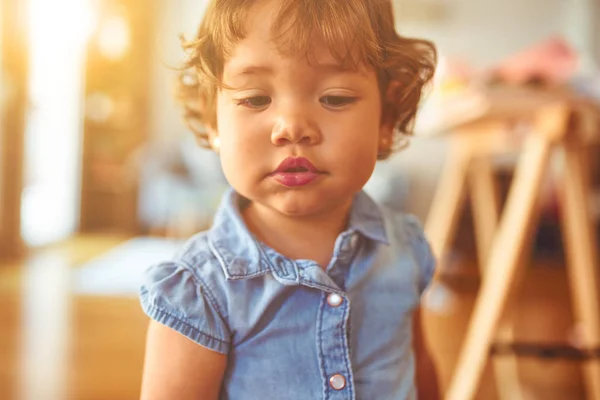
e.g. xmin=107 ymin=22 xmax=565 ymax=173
xmin=216 ymin=101 xmax=244 ymax=152
xmin=215 ymin=101 xmax=243 ymax=182
xmin=329 ymin=132 xmax=378 ymax=185
xmin=328 ymin=111 xmax=380 ymax=182
xmin=216 ymin=97 xmax=234 ymax=139
xmin=328 ymin=113 xmax=380 ymax=157
xmin=217 ymin=99 xmax=266 ymax=144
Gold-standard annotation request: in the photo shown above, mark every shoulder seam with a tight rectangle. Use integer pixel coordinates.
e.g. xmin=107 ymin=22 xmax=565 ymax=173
xmin=175 ymin=258 xmax=230 ymax=326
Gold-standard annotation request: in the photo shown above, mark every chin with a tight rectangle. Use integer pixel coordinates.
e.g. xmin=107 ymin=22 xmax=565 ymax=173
xmin=272 ymin=194 xmax=323 ymax=217
xmin=272 ymin=187 xmax=354 ymax=218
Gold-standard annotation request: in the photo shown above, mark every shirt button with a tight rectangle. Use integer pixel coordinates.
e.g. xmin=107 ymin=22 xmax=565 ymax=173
xmin=329 ymin=374 xmax=346 ymax=390
xmin=327 ymin=293 xmax=343 ymax=307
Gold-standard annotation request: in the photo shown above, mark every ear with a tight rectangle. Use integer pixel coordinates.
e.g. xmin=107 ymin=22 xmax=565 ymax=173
xmin=207 ymin=128 xmax=220 ymax=153
xmin=377 ymin=123 xmax=393 ymax=159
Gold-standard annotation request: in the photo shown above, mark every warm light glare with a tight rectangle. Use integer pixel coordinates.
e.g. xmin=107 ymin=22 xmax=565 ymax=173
xmin=98 ymin=15 xmax=131 ymax=60
xmin=29 ymin=0 xmax=96 ymax=50
xmin=22 ymin=0 xmax=97 ymax=246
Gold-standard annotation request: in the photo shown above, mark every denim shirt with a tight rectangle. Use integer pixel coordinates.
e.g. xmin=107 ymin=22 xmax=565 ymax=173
xmin=140 ymin=188 xmax=435 ymax=400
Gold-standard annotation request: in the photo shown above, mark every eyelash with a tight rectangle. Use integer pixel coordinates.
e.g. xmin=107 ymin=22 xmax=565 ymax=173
xmin=235 ymin=96 xmax=271 ymax=108
xmin=321 ymin=96 xmax=359 ymax=107
xmin=234 ymin=96 xmax=359 ymax=109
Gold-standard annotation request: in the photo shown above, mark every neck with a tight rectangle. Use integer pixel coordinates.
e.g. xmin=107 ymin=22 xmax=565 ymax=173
xmin=242 ymin=199 xmax=353 ymax=268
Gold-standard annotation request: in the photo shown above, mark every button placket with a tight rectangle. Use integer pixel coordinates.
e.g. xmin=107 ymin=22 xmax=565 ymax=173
xmin=316 ymin=291 xmax=355 ymax=399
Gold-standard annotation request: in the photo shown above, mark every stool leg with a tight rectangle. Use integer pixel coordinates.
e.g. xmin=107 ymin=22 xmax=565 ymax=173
xmin=425 ymin=141 xmax=471 ymax=272
xmin=469 ymin=156 xmax=500 ymax=272
xmin=469 ymin=157 xmax=526 ymax=399
xmin=559 ymin=143 xmax=600 ymax=400
xmin=446 ymin=135 xmax=552 ymax=400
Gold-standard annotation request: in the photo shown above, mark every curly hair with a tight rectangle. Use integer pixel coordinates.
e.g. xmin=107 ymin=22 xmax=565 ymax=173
xmin=176 ymin=0 xmax=436 ymax=159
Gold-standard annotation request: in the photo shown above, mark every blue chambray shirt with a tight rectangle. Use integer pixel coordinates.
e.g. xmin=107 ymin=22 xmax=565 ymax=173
xmin=140 ymin=188 xmax=435 ymax=400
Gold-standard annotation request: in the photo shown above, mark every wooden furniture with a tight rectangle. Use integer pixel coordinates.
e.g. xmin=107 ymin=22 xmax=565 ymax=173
xmin=0 ymin=0 xmax=28 ymax=260
xmin=425 ymin=86 xmax=600 ymax=399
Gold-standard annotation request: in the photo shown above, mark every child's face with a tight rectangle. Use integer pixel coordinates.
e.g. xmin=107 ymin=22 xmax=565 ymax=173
xmin=215 ymin=0 xmax=388 ymax=218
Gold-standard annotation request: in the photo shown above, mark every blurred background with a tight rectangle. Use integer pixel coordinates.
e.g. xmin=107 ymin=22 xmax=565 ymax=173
xmin=0 ymin=0 xmax=599 ymax=399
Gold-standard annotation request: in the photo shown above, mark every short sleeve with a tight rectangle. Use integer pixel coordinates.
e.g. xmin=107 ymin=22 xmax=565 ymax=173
xmin=139 ymin=261 xmax=231 ymax=354
xmin=404 ymin=215 xmax=436 ymax=296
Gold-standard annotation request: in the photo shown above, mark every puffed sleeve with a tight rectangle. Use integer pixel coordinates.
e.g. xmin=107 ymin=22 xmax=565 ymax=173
xmin=404 ymin=214 xmax=437 ymax=296
xmin=139 ymin=261 xmax=231 ymax=354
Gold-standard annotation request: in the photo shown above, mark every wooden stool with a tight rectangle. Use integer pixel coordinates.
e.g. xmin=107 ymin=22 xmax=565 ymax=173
xmin=424 ymin=87 xmax=600 ymax=400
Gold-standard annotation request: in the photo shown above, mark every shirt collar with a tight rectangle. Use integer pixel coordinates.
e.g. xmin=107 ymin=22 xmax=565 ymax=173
xmin=208 ymin=187 xmax=389 ymax=281
xmin=349 ymin=190 xmax=390 ymax=245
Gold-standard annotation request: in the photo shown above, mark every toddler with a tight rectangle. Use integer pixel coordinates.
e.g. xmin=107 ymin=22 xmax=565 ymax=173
xmin=140 ymin=0 xmax=438 ymax=398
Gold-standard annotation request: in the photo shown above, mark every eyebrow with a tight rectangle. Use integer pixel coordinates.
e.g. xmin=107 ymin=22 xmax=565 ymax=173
xmin=228 ymin=62 xmax=369 ymax=78
xmin=229 ymin=65 xmax=274 ymax=77
xmin=316 ymin=62 xmax=371 ymax=79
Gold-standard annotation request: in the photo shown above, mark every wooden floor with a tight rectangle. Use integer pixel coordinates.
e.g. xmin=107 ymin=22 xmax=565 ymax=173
xmin=0 ymin=235 xmax=593 ymax=399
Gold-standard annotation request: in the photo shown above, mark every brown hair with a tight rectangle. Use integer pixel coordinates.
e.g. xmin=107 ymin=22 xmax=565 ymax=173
xmin=177 ymin=0 xmax=436 ymax=159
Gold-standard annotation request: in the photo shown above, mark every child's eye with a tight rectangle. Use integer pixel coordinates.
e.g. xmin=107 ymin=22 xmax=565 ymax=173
xmin=320 ymin=96 xmax=358 ymax=107
xmin=235 ymin=96 xmax=271 ymax=109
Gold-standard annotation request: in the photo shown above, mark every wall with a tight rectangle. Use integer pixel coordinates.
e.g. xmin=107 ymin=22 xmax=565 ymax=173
xmin=395 ymin=0 xmax=595 ymax=67
xmin=593 ymin=0 xmax=600 ymax=64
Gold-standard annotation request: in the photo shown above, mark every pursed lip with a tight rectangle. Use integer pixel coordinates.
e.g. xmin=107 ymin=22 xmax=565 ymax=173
xmin=272 ymin=157 xmax=319 ymax=174
xmin=269 ymin=157 xmax=323 ymax=187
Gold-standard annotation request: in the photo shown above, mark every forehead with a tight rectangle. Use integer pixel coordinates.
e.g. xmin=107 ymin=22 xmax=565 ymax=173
xmin=223 ymin=42 xmax=376 ymax=85
xmin=225 ymin=36 xmax=350 ymax=74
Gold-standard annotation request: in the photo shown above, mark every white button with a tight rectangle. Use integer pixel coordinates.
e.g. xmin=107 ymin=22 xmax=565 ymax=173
xmin=329 ymin=374 xmax=346 ymax=390
xmin=327 ymin=293 xmax=343 ymax=307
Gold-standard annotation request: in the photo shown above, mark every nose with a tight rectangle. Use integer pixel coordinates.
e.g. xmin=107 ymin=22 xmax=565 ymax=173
xmin=271 ymin=112 xmax=321 ymax=147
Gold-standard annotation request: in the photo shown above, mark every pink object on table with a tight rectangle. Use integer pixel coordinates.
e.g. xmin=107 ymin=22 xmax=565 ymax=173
xmin=487 ymin=36 xmax=579 ymax=85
